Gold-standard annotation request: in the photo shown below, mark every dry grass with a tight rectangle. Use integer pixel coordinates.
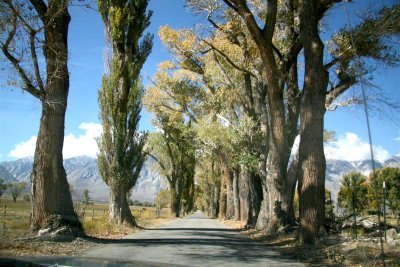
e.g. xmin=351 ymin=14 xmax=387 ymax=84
xmin=0 ymin=197 xmax=173 ymax=257
xmin=0 ymin=198 xmax=172 ymax=239
xmin=240 ymin=228 xmax=400 ymax=266
xmin=220 ymin=219 xmax=247 ymax=229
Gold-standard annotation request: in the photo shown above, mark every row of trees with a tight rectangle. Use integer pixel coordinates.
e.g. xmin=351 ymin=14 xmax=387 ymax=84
xmin=338 ymin=167 xmax=400 ymax=217
xmin=144 ymin=0 xmax=400 ymax=244
xmin=0 ymin=178 xmax=27 ymax=202
xmin=0 ymin=0 xmax=152 ymax=237
xmin=1 ymin=0 xmax=399 ymax=245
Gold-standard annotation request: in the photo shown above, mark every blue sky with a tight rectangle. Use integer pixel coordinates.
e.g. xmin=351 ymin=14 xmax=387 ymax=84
xmin=0 ymin=0 xmax=399 ymax=162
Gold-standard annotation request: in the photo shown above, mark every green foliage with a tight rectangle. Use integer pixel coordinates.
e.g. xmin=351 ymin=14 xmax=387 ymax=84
xmin=97 ymin=0 xmax=153 ymax=195
xmin=368 ymin=167 xmax=400 ymax=216
xmin=8 ymin=182 xmax=26 ymax=202
xmin=327 ymin=3 xmax=400 ymax=81
xmin=325 ymin=188 xmax=335 ymax=221
xmin=338 ymin=172 xmax=369 ymax=215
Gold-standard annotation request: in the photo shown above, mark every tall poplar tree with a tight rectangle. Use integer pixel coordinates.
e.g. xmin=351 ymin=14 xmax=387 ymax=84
xmin=97 ymin=0 xmax=153 ymax=225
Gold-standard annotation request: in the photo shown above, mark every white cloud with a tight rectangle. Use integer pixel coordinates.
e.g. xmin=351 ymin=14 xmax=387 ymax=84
xmin=325 ymin=132 xmax=391 ymax=162
xmin=8 ymin=136 xmax=37 ymax=158
xmin=9 ymin=122 xmax=102 ymax=159
xmin=63 ymin=122 xmax=102 ymax=159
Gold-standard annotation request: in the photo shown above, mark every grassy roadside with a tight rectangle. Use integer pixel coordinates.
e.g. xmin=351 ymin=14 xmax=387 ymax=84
xmin=0 ymin=198 xmax=173 ymax=257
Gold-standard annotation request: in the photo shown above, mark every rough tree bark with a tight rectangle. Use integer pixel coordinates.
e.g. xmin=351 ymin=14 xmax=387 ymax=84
xmin=297 ymin=0 xmax=328 ymax=244
xmin=219 ymin=173 xmax=227 ymax=219
xmin=223 ymin=163 xmax=235 ymax=220
xmin=233 ymin=168 xmax=240 ymax=221
xmin=239 ymin=167 xmax=250 ymax=224
xmin=169 ymin=184 xmax=181 ymax=218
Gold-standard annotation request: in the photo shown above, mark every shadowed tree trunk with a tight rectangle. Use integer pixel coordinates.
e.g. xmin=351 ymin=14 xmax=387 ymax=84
xmin=219 ymin=173 xmax=227 ymax=219
xmin=239 ymin=167 xmax=250 ymax=224
xmin=170 ymin=184 xmax=181 ymax=217
xmin=223 ymin=163 xmax=235 ymax=219
xmin=249 ymin=173 xmax=262 ymax=227
xmin=297 ymin=0 xmax=328 ymax=244
xmin=282 ymin=150 xmax=300 ymax=224
xmin=233 ymin=168 xmax=240 ymax=221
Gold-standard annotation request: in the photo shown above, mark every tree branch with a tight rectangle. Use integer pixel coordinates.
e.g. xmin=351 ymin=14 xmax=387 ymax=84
xmin=1 ymin=12 xmax=42 ymax=100
xmin=325 ymin=76 xmax=357 ymax=109
xmin=148 ymin=153 xmax=172 ymax=184
xmin=29 ymin=30 xmax=45 ymax=94
xmin=201 ymin=38 xmax=256 ymax=78
xmin=29 ymin=0 xmax=48 ymax=22
xmin=221 ymin=0 xmax=239 ymax=13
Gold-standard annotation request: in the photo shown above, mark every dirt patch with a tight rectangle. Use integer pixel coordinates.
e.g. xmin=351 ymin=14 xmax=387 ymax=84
xmin=0 ymin=238 xmax=98 ymax=257
xmin=241 ymin=229 xmax=400 ymax=266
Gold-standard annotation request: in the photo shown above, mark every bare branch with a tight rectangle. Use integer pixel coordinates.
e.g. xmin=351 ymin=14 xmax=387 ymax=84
xmin=29 ymin=30 xmax=45 ymax=94
xmin=29 ymin=0 xmax=47 ymax=22
xmin=1 ymin=10 xmax=42 ymax=100
xmin=325 ymin=76 xmax=357 ymax=109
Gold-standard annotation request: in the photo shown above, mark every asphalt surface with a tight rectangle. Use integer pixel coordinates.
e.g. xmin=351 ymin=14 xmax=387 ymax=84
xmin=83 ymin=211 xmax=305 ymax=267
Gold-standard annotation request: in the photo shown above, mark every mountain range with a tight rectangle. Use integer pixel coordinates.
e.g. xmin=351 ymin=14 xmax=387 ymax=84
xmin=1 ymin=155 xmax=399 ymax=204
xmin=0 ymin=156 xmax=165 ymax=202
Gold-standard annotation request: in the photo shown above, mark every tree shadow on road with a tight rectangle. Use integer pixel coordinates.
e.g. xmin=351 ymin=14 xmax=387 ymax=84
xmin=83 ymin=228 xmax=303 ymax=266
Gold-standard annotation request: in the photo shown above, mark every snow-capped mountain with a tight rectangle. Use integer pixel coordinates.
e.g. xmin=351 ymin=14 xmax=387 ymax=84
xmin=0 ymin=156 xmax=164 ymax=202
xmin=1 ymin=155 xmax=399 ymax=203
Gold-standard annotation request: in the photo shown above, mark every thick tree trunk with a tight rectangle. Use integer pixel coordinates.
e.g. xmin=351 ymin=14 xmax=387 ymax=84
xmin=281 ymin=63 xmax=301 ymax=226
xmin=282 ymin=150 xmax=300 ymax=225
xmin=224 ymin=164 xmax=234 ymax=220
xmin=249 ymin=173 xmax=262 ymax=227
xmin=219 ymin=173 xmax=227 ymax=219
xmin=30 ymin=3 xmax=82 ymax=237
xmin=31 ymin=92 xmax=82 ymax=237
xmin=256 ymin=107 xmax=287 ymax=232
xmin=208 ymin=184 xmax=220 ymax=218
xmin=233 ymin=168 xmax=240 ymax=221
xmin=239 ymin=167 xmax=250 ymax=224
xmin=298 ymin=0 xmax=328 ymax=244
xmin=109 ymin=186 xmax=136 ymax=225
xmin=170 ymin=185 xmax=180 ymax=217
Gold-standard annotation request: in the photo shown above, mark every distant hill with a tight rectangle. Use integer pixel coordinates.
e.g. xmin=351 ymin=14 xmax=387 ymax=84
xmin=1 ymin=155 xmax=399 ymax=204
xmin=0 ymin=156 xmax=165 ymax=202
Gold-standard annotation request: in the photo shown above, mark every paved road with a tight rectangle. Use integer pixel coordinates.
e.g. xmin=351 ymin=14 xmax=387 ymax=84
xmin=83 ymin=211 xmax=304 ymax=266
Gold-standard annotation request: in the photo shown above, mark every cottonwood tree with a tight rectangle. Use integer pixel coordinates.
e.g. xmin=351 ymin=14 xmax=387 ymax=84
xmin=144 ymin=68 xmax=197 ymax=217
xmin=97 ymin=0 xmax=153 ymax=225
xmin=214 ymin=0 xmax=399 ymax=243
xmin=9 ymin=181 xmax=26 ymax=202
xmin=0 ymin=0 xmax=83 ymax=236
